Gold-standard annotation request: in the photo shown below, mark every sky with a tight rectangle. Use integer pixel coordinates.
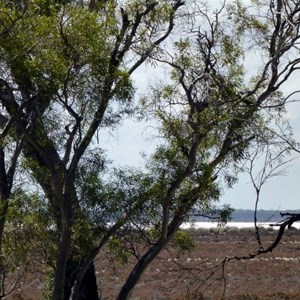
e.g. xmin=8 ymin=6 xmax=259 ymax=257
xmin=100 ymin=63 xmax=300 ymax=211
xmin=102 ymin=117 xmax=300 ymax=211
xmin=100 ymin=2 xmax=300 ymax=211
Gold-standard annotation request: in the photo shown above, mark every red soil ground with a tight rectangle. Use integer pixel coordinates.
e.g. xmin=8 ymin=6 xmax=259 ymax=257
xmin=6 ymin=227 xmax=300 ymax=299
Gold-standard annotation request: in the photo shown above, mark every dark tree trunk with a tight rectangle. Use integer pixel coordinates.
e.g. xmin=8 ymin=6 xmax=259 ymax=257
xmin=116 ymin=242 xmax=165 ymax=300
xmin=52 ymin=224 xmax=72 ymax=300
xmin=75 ymin=261 xmax=99 ymax=300
xmin=117 ymin=215 xmax=184 ymax=300
xmin=63 ymin=259 xmax=99 ymax=300
xmin=0 ymin=149 xmax=10 ymax=299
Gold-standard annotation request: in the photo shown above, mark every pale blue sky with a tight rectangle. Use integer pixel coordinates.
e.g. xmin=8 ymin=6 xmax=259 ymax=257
xmin=100 ymin=64 xmax=300 ymax=210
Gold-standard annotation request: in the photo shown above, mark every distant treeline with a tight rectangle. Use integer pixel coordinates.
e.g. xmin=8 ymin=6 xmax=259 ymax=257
xmin=192 ymin=209 xmax=300 ymax=223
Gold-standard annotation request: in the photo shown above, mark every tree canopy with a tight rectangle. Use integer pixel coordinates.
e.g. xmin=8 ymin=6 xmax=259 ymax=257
xmin=0 ymin=0 xmax=300 ymax=299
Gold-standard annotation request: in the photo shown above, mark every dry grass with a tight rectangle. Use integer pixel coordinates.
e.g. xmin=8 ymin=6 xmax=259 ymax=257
xmin=5 ymin=227 xmax=300 ymax=299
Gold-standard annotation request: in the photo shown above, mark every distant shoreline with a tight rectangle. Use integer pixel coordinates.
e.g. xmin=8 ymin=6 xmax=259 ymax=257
xmin=189 ymin=209 xmax=300 ymax=223
xmin=180 ymin=221 xmax=300 ymax=230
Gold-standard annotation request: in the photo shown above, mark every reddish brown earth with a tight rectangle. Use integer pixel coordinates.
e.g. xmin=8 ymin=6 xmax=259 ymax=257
xmin=6 ymin=227 xmax=300 ymax=299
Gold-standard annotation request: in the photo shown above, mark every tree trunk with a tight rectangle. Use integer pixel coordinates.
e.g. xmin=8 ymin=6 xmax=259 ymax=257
xmin=116 ymin=240 xmax=166 ymax=300
xmin=66 ymin=260 xmax=99 ymax=300
xmin=117 ymin=215 xmax=184 ymax=300
xmin=63 ymin=259 xmax=99 ymax=300
xmin=64 ymin=260 xmax=80 ymax=300
xmin=0 ymin=149 xmax=9 ymax=298
xmin=52 ymin=223 xmax=72 ymax=300
xmin=52 ymin=193 xmax=73 ymax=300
xmin=0 ymin=207 xmax=7 ymax=299
xmin=77 ymin=261 xmax=99 ymax=300
xmin=71 ymin=260 xmax=96 ymax=300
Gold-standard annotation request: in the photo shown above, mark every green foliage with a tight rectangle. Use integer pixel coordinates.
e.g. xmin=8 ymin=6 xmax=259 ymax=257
xmin=218 ymin=205 xmax=235 ymax=225
xmin=137 ymin=0 xmax=292 ymax=237
xmin=43 ymin=266 xmax=55 ymax=300
xmin=4 ymin=189 xmax=58 ymax=271
xmin=108 ymin=236 xmax=131 ymax=264
xmin=172 ymin=230 xmax=195 ymax=254
xmin=0 ymin=0 xmax=134 ymax=121
xmin=221 ymin=35 xmax=243 ymax=66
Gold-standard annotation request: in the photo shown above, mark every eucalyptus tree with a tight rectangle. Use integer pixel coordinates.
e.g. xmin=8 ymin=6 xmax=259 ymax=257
xmin=0 ymin=0 xmax=184 ymax=299
xmin=0 ymin=3 xmax=28 ymax=296
xmin=1 ymin=0 xmax=300 ymax=299
xmin=115 ymin=0 xmax=300 ymax=298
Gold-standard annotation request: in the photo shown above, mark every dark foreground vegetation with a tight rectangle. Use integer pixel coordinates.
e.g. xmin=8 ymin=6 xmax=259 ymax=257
xmin=6 ymin=227 xmax=300 ymax=300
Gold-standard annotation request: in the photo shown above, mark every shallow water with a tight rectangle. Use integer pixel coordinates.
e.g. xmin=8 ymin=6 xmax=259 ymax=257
xmin=180 ymin=221 xmax=300 ymax=229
